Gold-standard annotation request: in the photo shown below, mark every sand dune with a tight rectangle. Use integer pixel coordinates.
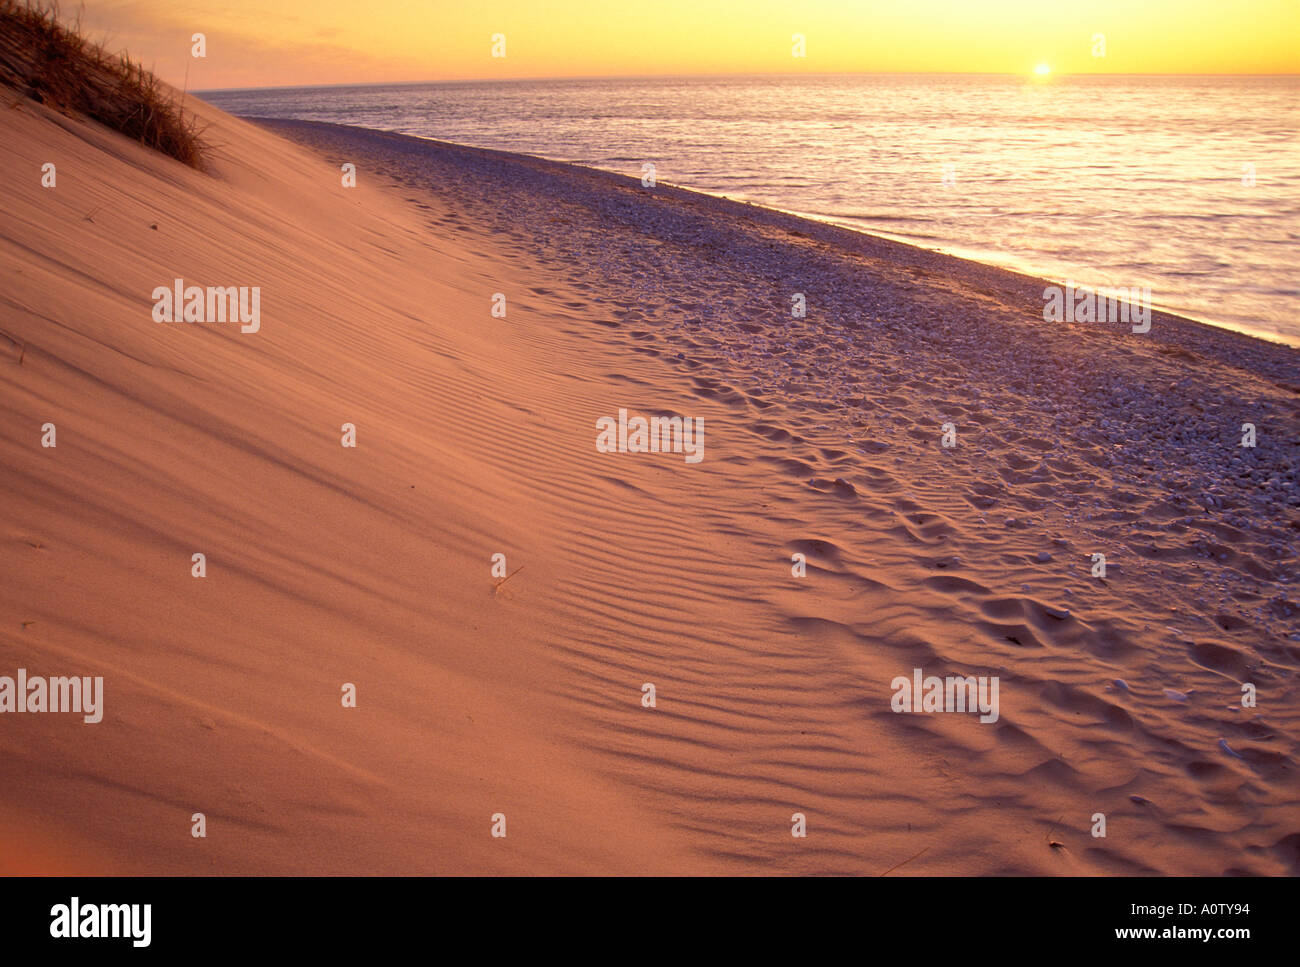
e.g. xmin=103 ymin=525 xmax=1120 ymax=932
xmin=1 ymin=95 xmax=1297 ymax=874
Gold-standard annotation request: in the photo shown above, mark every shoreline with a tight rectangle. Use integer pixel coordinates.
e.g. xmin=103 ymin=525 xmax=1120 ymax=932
xmin=238 ymin=115 xmax=1298 ymax=351
xmin=251 ymin=116 xmax=1300 ymax=361
xmin=251 ymin=116 xmax=1300 ymax=378
xmin=778 ymin=210 xmax=1290 ymax=349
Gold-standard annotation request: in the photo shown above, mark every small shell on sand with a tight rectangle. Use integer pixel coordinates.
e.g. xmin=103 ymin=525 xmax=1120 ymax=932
xmin=1218 ymin=738 xmax=1244 ymax=759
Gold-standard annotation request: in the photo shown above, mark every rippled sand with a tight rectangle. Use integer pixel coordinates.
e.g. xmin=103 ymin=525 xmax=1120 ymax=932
xmin=1 ymin=97 xmax=1296 ymax=874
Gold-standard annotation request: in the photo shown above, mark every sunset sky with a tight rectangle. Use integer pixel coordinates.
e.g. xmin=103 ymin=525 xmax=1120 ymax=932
xmin=79 ymin=0 xmax=1300 ymax=90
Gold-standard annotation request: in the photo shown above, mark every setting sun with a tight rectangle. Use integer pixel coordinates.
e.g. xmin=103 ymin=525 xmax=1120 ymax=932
xmin=64 ymin=0 xmax=1300 ymax=88
xmin=1034 ymin=63 xmax=1051 ymax=75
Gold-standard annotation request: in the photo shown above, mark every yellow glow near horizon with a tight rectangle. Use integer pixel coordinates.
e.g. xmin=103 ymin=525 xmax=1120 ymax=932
xmin=75 ymin=0 xmax=1300 ymax=90
xmin=1034 ymin=64 xmax=1051 ymax=76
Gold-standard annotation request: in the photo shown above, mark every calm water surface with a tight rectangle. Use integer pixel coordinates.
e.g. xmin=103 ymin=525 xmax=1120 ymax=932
xmin=203 ymin=74 xmax=1300 ymax=345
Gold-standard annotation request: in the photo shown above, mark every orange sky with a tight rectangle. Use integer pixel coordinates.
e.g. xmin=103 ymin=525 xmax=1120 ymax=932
xmin=77 ymin=0 xmax=1300 ymax=90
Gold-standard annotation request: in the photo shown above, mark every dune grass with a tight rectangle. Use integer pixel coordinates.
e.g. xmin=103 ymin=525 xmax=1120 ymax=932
xmin=0 ymin=0 xmax=204 ymax=167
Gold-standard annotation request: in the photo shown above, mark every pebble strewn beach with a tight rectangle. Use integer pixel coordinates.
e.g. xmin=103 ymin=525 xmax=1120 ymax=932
xmin=264 ymin=119 xmax=1299 ymax=641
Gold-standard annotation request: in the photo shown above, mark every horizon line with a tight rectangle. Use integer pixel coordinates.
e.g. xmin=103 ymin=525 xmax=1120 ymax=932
xmin=195 ymin=69 xmax=1300 ymax=95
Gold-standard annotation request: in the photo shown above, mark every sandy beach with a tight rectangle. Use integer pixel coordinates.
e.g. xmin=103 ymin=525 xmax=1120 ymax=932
xmin=2 ymin=92 xmax=1297 ymax=876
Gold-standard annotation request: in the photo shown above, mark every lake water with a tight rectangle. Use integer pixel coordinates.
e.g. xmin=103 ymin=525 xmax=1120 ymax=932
xmin=202 ymin=74 xmax=1300 ymax=345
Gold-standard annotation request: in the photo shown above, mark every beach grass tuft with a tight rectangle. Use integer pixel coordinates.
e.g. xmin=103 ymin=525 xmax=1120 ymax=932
xmin=0 ymin=0 xmax=204 ymax=167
